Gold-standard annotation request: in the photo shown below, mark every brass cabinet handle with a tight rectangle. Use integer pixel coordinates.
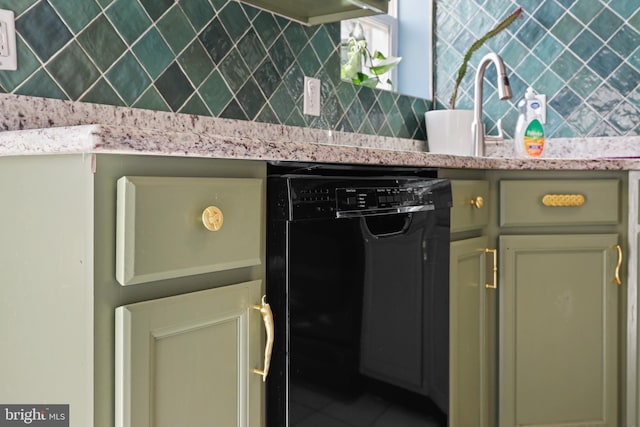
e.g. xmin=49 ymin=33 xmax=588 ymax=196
xmin=202 ymin=206 xmax=224 ymax=231
xmin=470 ymin=196 xmax=484 ymax=209
xmin=485 ymin=248 xmax=497 ymax=289
xmin=252 ymin=295 xmax=274 ymax=382
xmin=614 ymin=244 xmax=623 ymax=286
xmin=541 ymin=194 xmax=585 ymax=207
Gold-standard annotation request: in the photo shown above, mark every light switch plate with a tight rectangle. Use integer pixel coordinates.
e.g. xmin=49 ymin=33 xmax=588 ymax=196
xmin=303 ymin=76 xmax=320 ymax=116
xmin=0 ymin=9 xmax=16 ymax=71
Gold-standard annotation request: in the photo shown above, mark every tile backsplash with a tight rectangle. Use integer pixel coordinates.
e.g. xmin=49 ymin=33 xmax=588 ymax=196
xmin=0 ymin=0 xmax=430 ymax=140
xmin=4 ymin=0 xmax=634 ymax=143
xmin=435 ymin=0 xmax=640 ymax=139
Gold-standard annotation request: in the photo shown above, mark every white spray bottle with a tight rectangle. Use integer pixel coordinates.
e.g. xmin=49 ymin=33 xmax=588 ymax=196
xmin=514 ymin=87 xmax=545 ymax=157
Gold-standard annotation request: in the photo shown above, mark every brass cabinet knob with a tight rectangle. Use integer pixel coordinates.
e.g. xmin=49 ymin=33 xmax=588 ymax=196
xmin=470 ymin=196 xmax=484 ymax=209
xmin=201 ymin=206 xmax=224 ymax=231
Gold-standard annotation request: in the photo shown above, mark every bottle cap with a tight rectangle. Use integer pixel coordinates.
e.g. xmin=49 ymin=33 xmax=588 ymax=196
xmin=525 ymin=86 xmax=536 ymax=99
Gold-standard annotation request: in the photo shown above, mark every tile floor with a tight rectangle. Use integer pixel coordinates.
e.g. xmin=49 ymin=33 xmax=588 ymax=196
xmin=290 ymin=381 xmax=445 ymax=427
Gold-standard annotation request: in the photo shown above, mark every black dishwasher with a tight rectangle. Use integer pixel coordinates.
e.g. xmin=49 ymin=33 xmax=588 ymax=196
xmin=266 ymin=162 xmax=452 ymax=427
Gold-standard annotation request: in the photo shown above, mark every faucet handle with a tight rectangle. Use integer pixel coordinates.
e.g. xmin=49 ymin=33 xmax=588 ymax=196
xmin=484 ymin=119 xmax=505 ymax=143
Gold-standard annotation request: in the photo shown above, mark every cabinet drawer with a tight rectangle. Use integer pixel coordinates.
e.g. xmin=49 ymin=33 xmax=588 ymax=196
xmin=500 ymin=179 xmax=619 ymax=227
xmin=116 ymin=176 xmax=263 ymax=285
xmin=450 ymin=180 xmax=490 ymax=233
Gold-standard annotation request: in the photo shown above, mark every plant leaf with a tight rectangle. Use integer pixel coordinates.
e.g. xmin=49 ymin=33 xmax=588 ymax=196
xmin=354 ymin=72 xmax=379 ymax=88
xmin=370 ymin=55 xmax=402 ymax=75
xmin=449 ymin=7 xmax=522 ymax=109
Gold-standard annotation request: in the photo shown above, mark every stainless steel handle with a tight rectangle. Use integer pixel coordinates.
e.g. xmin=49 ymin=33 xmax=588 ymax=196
xmin=252 ymin=295 xmax=274 ymax=382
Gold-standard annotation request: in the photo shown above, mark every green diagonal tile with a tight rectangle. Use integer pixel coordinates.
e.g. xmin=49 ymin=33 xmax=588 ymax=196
xmin=284 ymin=23 xmax=308 ymax=53
xmin=15 ymin=69 xmax=67 ymax=100
xmin=157 ymin=5 xmax=196 ymax=54
xmin=105 ymin=0 xmax=152 ymax=44
xmin=238 ymin=28 xmax=267 ymax=70
xmin=253 ymin=12 xmax=280 ymax=49
xmin=49 ymin=0 xmax=100 ymax=34
xmin=218 ymin=48 xmax=250 ymax=92
xmin=236 ymin=77 xmax=266 ymax=120
xmin=218 ymin=1 xmax=250 ymax=40
xmin=311 ymin=27 xmax=335 ymax=63
xmin=297 ymin=44 xmax=321 ymax=77
xmin=199 ymin=70 xmax=233 ymax=115
xmin=132 ymin=27 xmax=173 ymax=78
xmin=180 ymin=0 xmax=214 ymax=32
xmin=179 ymin=93 xmax=211 ymax=115
xmin=139 ymin=0 xmax=172 ymax=21
xmin=255 ymin=104 xmax=279 ymax=124
xmin=16 ymin=1 xmax=72 ymax=62
xmin=155 ymin=62 xmax=195 ymax=111
xmin=80 ymin=78 xmax=125 ymax=106
xmin=46 ymin=41 xmax=100 ymax=99
xmin=220 ymin=98 xmax=248 ymax=120
xmin=269 ymin=83 xmax=295 ymax=122
xmin=105 ymin=52 xmax=151 ymax=105
xmin=133 ymin=86 xmax=171 ymax=111
xmin=77 ymin=15 xmax=127 ymax=72
xmin=178 ymin=40 xmax=214 ymax=87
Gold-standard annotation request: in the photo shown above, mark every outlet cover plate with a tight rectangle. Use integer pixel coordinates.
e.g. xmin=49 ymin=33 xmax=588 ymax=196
xmin=303 ymin=76 xmax=320 ymax=116
xmin=0 ymin=9 xmax=16 ymax=70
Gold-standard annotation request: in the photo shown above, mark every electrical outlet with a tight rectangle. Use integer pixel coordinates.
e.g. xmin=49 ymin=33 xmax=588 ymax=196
xmin=303 ymin=76 xmax=320 ymax=116
xmin=0 ymin=9 xmax=16 ymax=71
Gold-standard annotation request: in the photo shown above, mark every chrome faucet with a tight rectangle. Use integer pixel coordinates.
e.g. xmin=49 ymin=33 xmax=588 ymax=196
xmin=471 ymin=52 xmax=512 ymax=157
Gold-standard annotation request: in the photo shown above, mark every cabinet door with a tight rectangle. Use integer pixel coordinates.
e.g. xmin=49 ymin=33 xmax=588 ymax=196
xmin=450 ymin=236 xmax=491 ymax=427
xmin=499 ymin=235 xmax=619 ymax=427
xmin=115 ymin=280 xmax=265 ymax=427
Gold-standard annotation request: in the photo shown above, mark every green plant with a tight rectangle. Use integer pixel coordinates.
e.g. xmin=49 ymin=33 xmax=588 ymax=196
xmin=449 ymin=7 xmax=523 ymax=109
xmin=341 ymin=32 xmax=402 ymax=89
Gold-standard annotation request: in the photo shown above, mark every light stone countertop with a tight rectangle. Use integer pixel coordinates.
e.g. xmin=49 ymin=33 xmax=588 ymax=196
xmin=1 ymin=93 xmax=640 ymax=171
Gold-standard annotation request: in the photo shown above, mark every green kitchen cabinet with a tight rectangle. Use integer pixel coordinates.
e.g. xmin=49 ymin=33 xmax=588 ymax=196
xmin=116 ymin=280 xmax=264 ymax=427
xmin=497 ymin=177 xmax=624 ymax=427
xmin=449 ymin=235 xmax=492 ymax=427
xmin=238 ymin=0 xmax=388 ymax=25
xmin=0 ymin=154 xmax=267 ymax=427
xmin=115 ymin=176 xmax=263 ymax=285
xmin=447 ymin=178 xmax=495 ymax=427
xmin=499 ymin=234 xmax=620 ymax=427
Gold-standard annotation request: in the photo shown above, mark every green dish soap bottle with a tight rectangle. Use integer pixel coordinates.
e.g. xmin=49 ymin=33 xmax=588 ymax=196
xmin=515 ymin=87 xmax=545 ymax=157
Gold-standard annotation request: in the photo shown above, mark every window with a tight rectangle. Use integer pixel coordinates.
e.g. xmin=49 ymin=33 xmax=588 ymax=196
xmin=340 ymin=0 xmax=399 ymax=91
xmin=340 ymin=0 xmax=432 ymax=99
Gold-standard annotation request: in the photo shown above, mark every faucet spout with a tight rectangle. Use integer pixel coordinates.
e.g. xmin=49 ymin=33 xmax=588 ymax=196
xmin=471 ymin=52 xmax=512 ymax=157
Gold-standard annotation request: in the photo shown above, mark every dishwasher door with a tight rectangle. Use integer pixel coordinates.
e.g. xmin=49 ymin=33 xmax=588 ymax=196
xmin=266 ymin=170 xmax=451 ymax=427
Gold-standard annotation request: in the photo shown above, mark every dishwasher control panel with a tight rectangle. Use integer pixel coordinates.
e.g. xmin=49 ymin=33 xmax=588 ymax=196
xmin=269 ymin=175 xmax=451 ymax=221
xmin=337 ymin=186 xmax=435 ymax=214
